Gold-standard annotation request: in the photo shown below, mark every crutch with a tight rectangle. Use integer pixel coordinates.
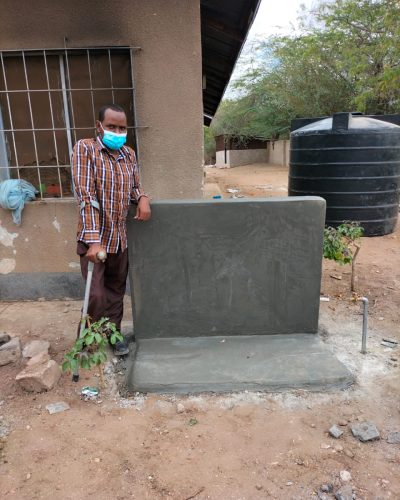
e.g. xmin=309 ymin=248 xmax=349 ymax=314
xmin=72 ymin=250 xmax=107 ymax=382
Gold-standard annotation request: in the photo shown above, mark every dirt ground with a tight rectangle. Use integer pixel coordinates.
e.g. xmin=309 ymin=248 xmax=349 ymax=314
xmin=0 ymin=162 xmax=399 ymax=500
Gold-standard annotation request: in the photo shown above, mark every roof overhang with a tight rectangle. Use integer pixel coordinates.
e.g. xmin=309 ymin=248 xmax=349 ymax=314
xmin=201 ymin=0 xmax=262 ymax=125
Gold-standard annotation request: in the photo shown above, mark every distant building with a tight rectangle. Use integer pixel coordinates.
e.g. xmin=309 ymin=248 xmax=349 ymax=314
xmin=215 ymin=135 xmax=268 ymax=167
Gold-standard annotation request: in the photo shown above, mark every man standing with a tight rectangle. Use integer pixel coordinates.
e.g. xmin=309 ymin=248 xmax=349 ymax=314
xmin=72 ymin=104 xmax=151 ymax=355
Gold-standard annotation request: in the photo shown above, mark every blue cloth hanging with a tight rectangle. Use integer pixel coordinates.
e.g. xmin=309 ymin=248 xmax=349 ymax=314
xmin=0 ymin=179 xmax=38 ymax=225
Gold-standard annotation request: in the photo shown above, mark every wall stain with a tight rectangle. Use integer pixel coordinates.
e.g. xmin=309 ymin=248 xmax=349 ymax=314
xmin=52 ymin=217 xmax=61 ymax=233
xmin=0 ymin=224 xmax=18 ymax=247
xmin=0 ymin=258 xmax=16 ymax=274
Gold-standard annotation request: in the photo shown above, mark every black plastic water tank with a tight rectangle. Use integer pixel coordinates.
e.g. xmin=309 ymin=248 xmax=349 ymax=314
xmin=289 ymin=112 xmax=400 ymax=235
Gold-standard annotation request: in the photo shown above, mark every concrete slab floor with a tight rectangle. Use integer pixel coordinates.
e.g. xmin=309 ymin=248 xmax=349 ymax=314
xmin=126 ymin=334 xmax=354 ymax=394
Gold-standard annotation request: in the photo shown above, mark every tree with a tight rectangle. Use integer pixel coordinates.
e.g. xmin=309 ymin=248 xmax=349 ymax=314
xmin=318 ymin=0 xmax=400 ymax=114
xmin=203 ymin=126 xmax=216 ymax=163
xmin=211 ymin=0 xmax=400 ymax=140
xmin=323 ymin=222 xmax=364 ymax=292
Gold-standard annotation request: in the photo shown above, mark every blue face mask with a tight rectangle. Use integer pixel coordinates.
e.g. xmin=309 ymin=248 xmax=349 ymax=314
xmin=100 ymin=124 xmax=127 ymax=150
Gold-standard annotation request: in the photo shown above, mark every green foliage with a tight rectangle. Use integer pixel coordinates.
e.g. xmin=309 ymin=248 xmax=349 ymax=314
xmin=204 ymin=126 xmax=216 ymax=160
xmin=319 ymin=0 xmax=400 ymax=114
xmin=212 ymin=0 xmax=400 ymax=140
xmin=62 ymin=317 xmax=123 ymax=373
xmin=323 ymin=222 xmax=364 ymax=264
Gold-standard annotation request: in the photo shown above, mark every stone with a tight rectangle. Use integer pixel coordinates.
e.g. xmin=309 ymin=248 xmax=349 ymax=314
xmin=329 ymin=425 xmax=344 ymax=439
xmin=22 ymin=340 xmax=50 ymax=359
xmin=339 ymin=470 xmax=352 ymax=482
xmin=338 ymin=419 xmax=348 ymax=426
xmin=27 ymin=351 xmax=50 ymax=367
xmin=334 ymin=444 xmax=344 ymax=452
xmin=318 ymin=493 xmax=329 ymax=500
xmin=176 ymin=403 xmax=185 ymax=414
xmin=335 ymin=484 xmax=353 ymax=500
xmin=351 ymin=421 xmax=380 ymax=442
xmin=16 ymin=360 xmax=61 ymax=392
xmin=0 ymin=337 xmax=21 ymax=366
xmin=0 ymin=333 xmax=11 ymax=346
xmin=387 ymin=431 xmax=400 ymax=444
xmin=321 ymin=484 xmax=333 ymax=493
xmin=344 ymin=449 xmax=355 ymax=458
xmin=45 ymin=402 xmax=70 ymax=414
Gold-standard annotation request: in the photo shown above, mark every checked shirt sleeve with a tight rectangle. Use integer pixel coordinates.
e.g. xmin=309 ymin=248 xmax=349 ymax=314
xmin=130 ymin=149 xmax=146 ymax=203
xmin=71 ymin=140 xmax=101 ymax=243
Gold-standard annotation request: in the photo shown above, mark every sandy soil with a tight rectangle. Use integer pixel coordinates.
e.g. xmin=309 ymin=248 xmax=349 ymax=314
xmin=0 ymin=163 xmax=399 ymax=500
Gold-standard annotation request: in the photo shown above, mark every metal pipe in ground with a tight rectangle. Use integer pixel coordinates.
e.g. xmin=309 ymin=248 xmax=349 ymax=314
xmin=359 ymin=297 xmax=369 ymax=354
xmin=320 ymin=295 xmax=369 ymax=354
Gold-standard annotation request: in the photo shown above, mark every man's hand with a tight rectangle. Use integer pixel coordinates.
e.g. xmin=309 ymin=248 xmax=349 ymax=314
xmin=134 ymin=196 xmax=151 ymax=221
xmin=86 ymin=243 xmax=107 ymax=263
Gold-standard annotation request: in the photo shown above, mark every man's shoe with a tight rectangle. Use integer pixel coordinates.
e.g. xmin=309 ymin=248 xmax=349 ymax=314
xmin=113 ymin=338 xmax=130 ymax=356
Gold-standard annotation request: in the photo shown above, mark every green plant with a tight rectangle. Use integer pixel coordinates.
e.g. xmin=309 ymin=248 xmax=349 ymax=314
xmin=62 ymin=317 xmax=123 ymax=385
xmin=323 ymin=222 xmax=364 ymax=292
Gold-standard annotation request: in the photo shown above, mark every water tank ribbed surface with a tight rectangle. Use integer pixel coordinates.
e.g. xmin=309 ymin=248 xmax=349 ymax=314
xmin=289 ymin=113 xmax=400 ymax=235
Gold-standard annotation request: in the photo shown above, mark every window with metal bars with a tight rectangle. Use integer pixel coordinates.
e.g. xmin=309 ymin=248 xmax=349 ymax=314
xmin=0 ymin=47 xmax=138 ymax=198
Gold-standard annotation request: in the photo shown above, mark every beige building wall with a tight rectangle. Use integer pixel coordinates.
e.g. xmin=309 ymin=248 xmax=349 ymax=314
xmin=267 ymin=140 xmax=290 ymax=167
xmin=0 ymin=0 xmax=204 ymax=199
xmin=0 ymin=201 xmax=78 ymax=274
xmin=0 ymin=0 xmax=204 ymax=297
xmin=216 ymin=149 xmax=268 ymax=168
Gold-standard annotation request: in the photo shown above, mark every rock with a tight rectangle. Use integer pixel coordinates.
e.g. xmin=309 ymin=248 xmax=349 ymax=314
xmin=0 ymin=420 xmax=10 ymax=438
xmin=344 ymin=448 xmax=355 ymax=458
xmin=329 ymin=425 xmax=344 ymax=439
xmin=27 ymin=351 xmax=50 ymax=367
xmin=334 ymin=444 xmax=344 ymax=452
xmin=45 ymin=402 xmax=70 ymax=414
xmin=176 ymin=403 xmax=185 ymax=414
xmin=317 ymin=493 xmax=329 ymax=500
xmin=22 ymin=340 xmax=50 ymax=359
xmin=351 ymin=421 xmax=380 ymax=442
xmin=320 ymin=443 xmax=331 ymax=449
xmin=339 ymin=470 xmax=352 ymax=482
xmin=321 ymin=484 xmax=333 ymax=493
xmin=0 ymin=333 xmax=11 ymax=346
xmin=16 ymin=360 xmax=61 ymax=392
xmin=255 ymin=484 xmax=262 ymax=491
xmin=335 ymin=484 xmax=353 ymax=500
xmin=0 ymin=338 xmax=21 ymax=366
xmin=387 ymin=431 xmax=400 ymax=444
xmin=338 ymin=419 xmax=348 ymax=426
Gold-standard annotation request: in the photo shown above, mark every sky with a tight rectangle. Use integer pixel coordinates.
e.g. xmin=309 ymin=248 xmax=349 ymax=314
xmin=249 ymin=0 xmax=316 ymax=38
xmin=225 ymin=0 xmax=316 ymax=96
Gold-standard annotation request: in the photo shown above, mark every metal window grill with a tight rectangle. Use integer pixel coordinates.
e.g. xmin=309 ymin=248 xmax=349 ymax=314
xmin=0 ymin=46 xmax=141 ymax=198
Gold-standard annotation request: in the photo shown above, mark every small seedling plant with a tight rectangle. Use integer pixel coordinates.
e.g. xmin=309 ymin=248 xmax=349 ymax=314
xmin=62 ymin=317 xmax=123 ymax=385
xmin=323 ymin=222 xmax=364 ymax=292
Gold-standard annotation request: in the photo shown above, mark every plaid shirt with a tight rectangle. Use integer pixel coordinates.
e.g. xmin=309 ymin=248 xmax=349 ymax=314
xmin=71 ymin=136 xmax=143 ymax=253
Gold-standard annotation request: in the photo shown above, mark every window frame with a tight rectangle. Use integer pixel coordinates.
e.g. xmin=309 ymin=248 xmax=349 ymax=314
xmin=0 ymin=46 xmax=142 ymax=199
